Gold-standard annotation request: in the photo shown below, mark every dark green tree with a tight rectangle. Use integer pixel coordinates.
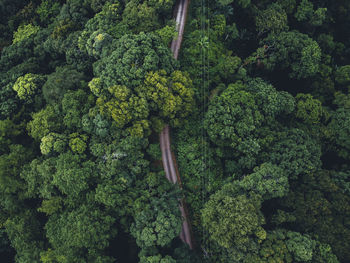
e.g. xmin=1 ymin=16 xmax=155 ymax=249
xmin=258 ymin=31 xmax=322 ymax=79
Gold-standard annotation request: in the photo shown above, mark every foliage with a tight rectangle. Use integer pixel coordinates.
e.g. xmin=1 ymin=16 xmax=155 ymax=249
xmin=328 ymin=106 xmax=350 ymax=159
xmin=136 ymin=70 xmax=195 ymax=128
xmin=285 ymin=231 xmax=315 ymax=261
xmin=40 ymin=132 xmax=67 ymax=155
xmin=294 ymin=0 xmax=327 ymax=26
xmin=277 ymin=171 xmax=350 ymax=261
xmin=93 ymin=32 xmax=177 ymax=89
xmin=335 ymin=65 xmax=350 ymax=86
xmin=12 ymin=73 xmax=44 ymax=102
xmin=45 ymin=204 xmax=116 ymax=262
xmin=218 ymin=0 xmax=251 ymax=8
xmin=130 ymin=196 xmax=182 ymax=248
xmin=155 ymin=25 xmax=177 ymax=46
xmin=238 ymin=162 xmax=289 ymax=200
xmin=259 ymin=31 xmax=322 ymax=79
xmin=43 ymin=66 xmax=86 ymax=105
xmin=122 ymin=1 xmax=161 ymax=33
xmin=295 ymin=93 xmax=324 ymax=124
xmin=0 ymin=144 xmax=32 ymax=195
xmin=4 ymin=211 xmax=43 ymax=262
xmin=204 ymin=79 xmax=295 ymax=172
xmin=61 ymin=89 xmax=95 ymax=130
xmin=204 ymin=82 xmax=263 ymax=148
xmin=78 ymin=2 xmax=121 ymax=55
xmin=27 ymin=105 xmax=62 ymax=141
xmin=268 ymin=128 xmax=322 ymax=178
xmin=12 ymin=24 xmax=40 ymax=44
xmin=139 ymin=254 xmax=176 ymax=263
xmin=255 ymin=3 xmax=288 ymax=34
xmin=1 ymin=0 xmax=350 ymax=262
xmin=201 ymin=183 xmax=265 ymax=249
xmin=36 ymin=0 xmax=61 ymax=25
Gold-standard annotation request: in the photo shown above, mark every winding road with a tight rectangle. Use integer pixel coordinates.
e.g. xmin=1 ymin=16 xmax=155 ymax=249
xmin=159 ymin=0 xmax=194 ymax=250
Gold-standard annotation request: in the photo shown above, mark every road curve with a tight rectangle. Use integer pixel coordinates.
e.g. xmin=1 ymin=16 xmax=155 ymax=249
xmin=159 ymin=0 xmax=194 ymax=249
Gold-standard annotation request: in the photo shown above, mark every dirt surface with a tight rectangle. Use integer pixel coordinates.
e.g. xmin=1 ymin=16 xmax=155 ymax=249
xmin=159 ymin=0 xmax=194 ymax=250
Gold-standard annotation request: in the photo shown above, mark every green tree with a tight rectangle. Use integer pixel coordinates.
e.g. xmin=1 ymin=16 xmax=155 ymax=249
xmin=40 ymin=132 xmax=67 ymax=155
xmin=78 ymin=2 xmax=121 ymax=55
xmin=268 ymin=128 xmax=321 ymax=178
xmin=94 ymin=84 xmax=150 ymax=137
xmin=61 ymin=89 xmax=95 ymax=130
xmin=328 ymin=103 xmax=350 ymax=159
xmin=259 ymin=230 xmax=293 ymax=263
xmin=218 ymin=0 xmax=251 ymax=8
xmin=295 ymin=93 xmax=324 ymax=125
xmin=68 ymin=133 xmax=88 ymax=154
xmin=201 ymin=183 xmax=265 ymax=249
xmin=94 ymin=136 xmax=150 ymax=221
xmin=258 ymin=229 xmax=338 ymax=263
xmin=4 ymin=211 xmax=43 ymax=262
xmin=205 ymin=79 xmax=295 ymax=172
xmin=42 ymin=66 xmax=86 ymax=105
xmin=0 ymin=118 xmax=22 ymax=154
xmin=36 ymin=0 xmax=61 ymax=25
xmin=130 ymin=196 xmax=182 ymax=248
xmin=294 ymin=0 xmax=327 ymax=26
xmin=12 ymin=24 xmax=39 ymax=44
xmin=277 ymin=171 xmax=350 ymax=261
xmin=139 ymin=254 xmax=176 ymax=263
xmin=53 ymin=152 xmax=95 ymax=199
xmin=37 ymin=196 xmax=63 ymax=216
xmin=204 ymin=82 xmax=263 ymax=148
xmin=20 ymin=157 xmax=57 ymax=200
xmin=259 ymin=31 xmax=322 ymax=79
xmin=45 ymin=204 xmax=116 ymax=263
xmin=155 ymin=24 xmax=177 ymax=46
xmin=285 ymin=231 xmax=315 ymax=262
xmin=255 ymin=3 xmax=288 ymax=34
xmin=122 ymin=1 xmax=160 ymax=33
xmin=27 ymin=105 xmax=62 ymax=141
xmin=238 ymin=162 xmax=289 ymax=200
xmin=335 ymin=65 xmax=350 ymax=86
xmin=12 ymin=73 xmax=44 ymax=102
xmin=93 ymin=32 xmax=177 ymax=89
xmin=136 ymin=70 xmax=195 ymax=128
xmin=0 ymin=144 xmax=32 ymax=195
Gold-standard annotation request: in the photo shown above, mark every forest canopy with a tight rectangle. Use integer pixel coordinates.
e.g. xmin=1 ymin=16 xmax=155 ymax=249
xmin=0 ymin=0 xmax=350 ymax=262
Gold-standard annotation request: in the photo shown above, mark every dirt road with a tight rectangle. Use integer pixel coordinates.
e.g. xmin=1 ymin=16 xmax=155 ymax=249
xmin=159 ymin=0 xmax=194 ymax=250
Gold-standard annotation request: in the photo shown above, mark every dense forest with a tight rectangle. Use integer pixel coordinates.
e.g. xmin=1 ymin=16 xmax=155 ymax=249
xmin=0 ymin=0 xmax=349 ymax=262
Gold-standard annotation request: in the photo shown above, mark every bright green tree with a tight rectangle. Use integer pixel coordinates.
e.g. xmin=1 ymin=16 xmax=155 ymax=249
xmin=12 ymin=73 xmax=44 ymax=102
xmin=12 ymin=24 xmax=39 ymax=44
xmin=136 ymin=70 xmax=195 ymax=128
xmin=27 ymin=105 xmax=62 ymax=141
xmin=40 ymin=132 xmax=67 ymax=155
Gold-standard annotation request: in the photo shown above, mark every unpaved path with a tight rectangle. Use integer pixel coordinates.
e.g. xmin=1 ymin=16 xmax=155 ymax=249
xmin=159 ymin=0 xmax=194 ymax=249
